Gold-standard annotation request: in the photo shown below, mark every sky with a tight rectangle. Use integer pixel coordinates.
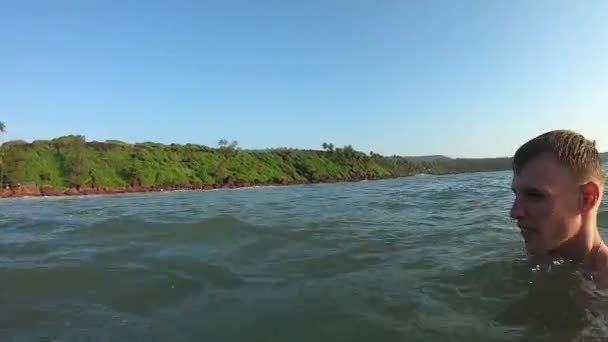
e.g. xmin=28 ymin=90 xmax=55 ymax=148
xmin=1 ymin=0 xmax=607 ymax=158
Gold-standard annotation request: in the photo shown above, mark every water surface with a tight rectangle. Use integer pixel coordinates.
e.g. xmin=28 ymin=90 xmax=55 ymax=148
xmin=2 ymin=170 xmax=608 ymax=341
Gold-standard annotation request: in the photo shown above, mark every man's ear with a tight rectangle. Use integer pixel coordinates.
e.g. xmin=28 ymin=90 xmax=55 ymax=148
xmin=579 ymin=182 xmax=600 ymax=212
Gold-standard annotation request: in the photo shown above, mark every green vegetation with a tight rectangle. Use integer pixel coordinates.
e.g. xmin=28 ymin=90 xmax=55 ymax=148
xmin=0 ymin=135 xmax=521 ymax=190
xmin=2 ymin=131 xmax=604 ymax=192
xmin=0 ymin=121 xmax=5 ymax=185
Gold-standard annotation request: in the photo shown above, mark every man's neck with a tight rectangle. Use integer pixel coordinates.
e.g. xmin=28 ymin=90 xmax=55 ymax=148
xmin=551 ymin=216 xmax=604 ymax=269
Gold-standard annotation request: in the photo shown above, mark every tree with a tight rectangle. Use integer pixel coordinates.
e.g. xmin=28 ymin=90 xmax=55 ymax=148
xmin=0 ymin=121 xmax=5 ymax=186
xmin=218 ymin=139 xmax=239 ymax=157
xmin=322 ymin=142 xmax=334 ymax=152
xmin=66 ymin=146 xmax=91 ymax=189
xmin=121 ymin=161 xmax=145 ymax=187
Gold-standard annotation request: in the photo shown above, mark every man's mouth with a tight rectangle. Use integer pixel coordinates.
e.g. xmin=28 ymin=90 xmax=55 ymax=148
xmin=517 ymin=224 xmax=537 ymax=239
xmin=521 ymin=230 xmax=532 ymax=240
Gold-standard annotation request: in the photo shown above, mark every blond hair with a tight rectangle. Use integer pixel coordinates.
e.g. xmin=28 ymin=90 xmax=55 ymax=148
xmin=513 ymin=130 xmax=605 ymax=185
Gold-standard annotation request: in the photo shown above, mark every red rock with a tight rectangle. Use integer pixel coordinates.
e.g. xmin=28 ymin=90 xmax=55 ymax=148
xmin=40 ymin=185 xmax=62 ymax=197
xmin=11 ymin=184 xmax=41 ymax=197
xmin=64 ymin=188 xmax=80 ymax=196
xmin=79 ymin=188 xmax=99 ymax=195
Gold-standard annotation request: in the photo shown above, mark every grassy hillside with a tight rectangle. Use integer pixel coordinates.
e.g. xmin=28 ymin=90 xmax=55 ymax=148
xmin=0 ymin=136 xmax=391 ymax=189
xmin=0 ymin=136 xmax=518 ymax=190
xmin=6 ymin=135 xmax=606 ymax=193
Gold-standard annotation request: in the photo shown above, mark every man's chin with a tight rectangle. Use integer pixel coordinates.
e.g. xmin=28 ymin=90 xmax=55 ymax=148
xmin=524 ymin=242 xmax=546 ymax=256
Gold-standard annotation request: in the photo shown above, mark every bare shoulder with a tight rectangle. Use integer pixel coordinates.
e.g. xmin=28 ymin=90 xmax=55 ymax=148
xmin=591 ymin=246 xmax=608 ymax=288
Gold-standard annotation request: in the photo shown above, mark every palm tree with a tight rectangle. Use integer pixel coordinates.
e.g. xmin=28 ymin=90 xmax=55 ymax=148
xmin=0 ymin=121 xmax=5 ymax=133
xmin=322 ymin=142 xmax=335 ymax=152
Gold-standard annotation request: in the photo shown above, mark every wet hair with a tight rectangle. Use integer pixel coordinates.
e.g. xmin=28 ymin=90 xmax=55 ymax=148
xmin=513 ymin=130 xmax=605 ymax=185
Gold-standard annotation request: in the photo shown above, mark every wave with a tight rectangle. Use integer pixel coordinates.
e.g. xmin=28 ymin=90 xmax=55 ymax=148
xmin=75 ymin=214 xmax=271 ymax=243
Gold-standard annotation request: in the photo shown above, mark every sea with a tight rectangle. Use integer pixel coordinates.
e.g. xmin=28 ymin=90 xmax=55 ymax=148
xmin=2 ymin=169 xmax=608 ymax=341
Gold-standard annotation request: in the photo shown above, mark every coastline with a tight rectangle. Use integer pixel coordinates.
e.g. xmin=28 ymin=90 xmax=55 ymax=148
xmin=0 ymin=175 xmax=397 ymax=200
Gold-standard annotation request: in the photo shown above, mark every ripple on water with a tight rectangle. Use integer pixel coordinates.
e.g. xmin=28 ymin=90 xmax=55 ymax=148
xmin=2 ymin=170 xmax=608 ymax=341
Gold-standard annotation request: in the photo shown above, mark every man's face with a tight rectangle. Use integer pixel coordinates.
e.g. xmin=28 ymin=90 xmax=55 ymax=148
xmin=510 ymin=153 xmax=583 ymax=255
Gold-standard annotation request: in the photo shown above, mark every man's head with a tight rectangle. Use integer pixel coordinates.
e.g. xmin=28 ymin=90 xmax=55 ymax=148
xmin=510 ymin=130 xmax=605 ymax=256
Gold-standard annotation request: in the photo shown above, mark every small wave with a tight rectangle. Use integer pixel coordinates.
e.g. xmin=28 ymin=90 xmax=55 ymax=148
xmin=149 ymin=256 xmax=243 ymax=288
xmin=274 ymin=249 xmax=384 ymax=282
xmin=76 ymin=214 xmax=271 ymax=244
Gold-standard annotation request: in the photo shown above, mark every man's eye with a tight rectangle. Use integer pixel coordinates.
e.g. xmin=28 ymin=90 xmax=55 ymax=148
xmin=527 ymin=191 xmax=544 ymax=198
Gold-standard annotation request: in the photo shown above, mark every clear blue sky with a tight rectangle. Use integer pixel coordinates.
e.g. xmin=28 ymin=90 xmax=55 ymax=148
xmin=1 ymin=0 xmax=607 ymax=158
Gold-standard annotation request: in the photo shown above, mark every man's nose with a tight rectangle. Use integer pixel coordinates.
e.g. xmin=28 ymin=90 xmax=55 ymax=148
xmin=510 ymin=198 xmax=525 ymax=220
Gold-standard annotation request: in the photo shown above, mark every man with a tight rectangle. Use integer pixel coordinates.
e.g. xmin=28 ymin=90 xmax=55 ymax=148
xmin=510 ymin=129 xmax=607 ymax=283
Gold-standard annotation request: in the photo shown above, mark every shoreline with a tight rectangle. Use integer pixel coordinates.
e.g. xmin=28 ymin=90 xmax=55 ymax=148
xmin=0 ymin=175 xmax=399 ymax=200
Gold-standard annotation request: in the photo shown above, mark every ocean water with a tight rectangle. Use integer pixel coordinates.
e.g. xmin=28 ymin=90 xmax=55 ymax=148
xmin=2 ymin=170 xmax=608 ymax=341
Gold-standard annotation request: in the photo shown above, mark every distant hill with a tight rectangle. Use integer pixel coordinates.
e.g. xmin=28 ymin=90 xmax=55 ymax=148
xmin=402 ymin=155 xmax=452 ymax=162
xmin=406 ymin=151 xmax=608 ymax=167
